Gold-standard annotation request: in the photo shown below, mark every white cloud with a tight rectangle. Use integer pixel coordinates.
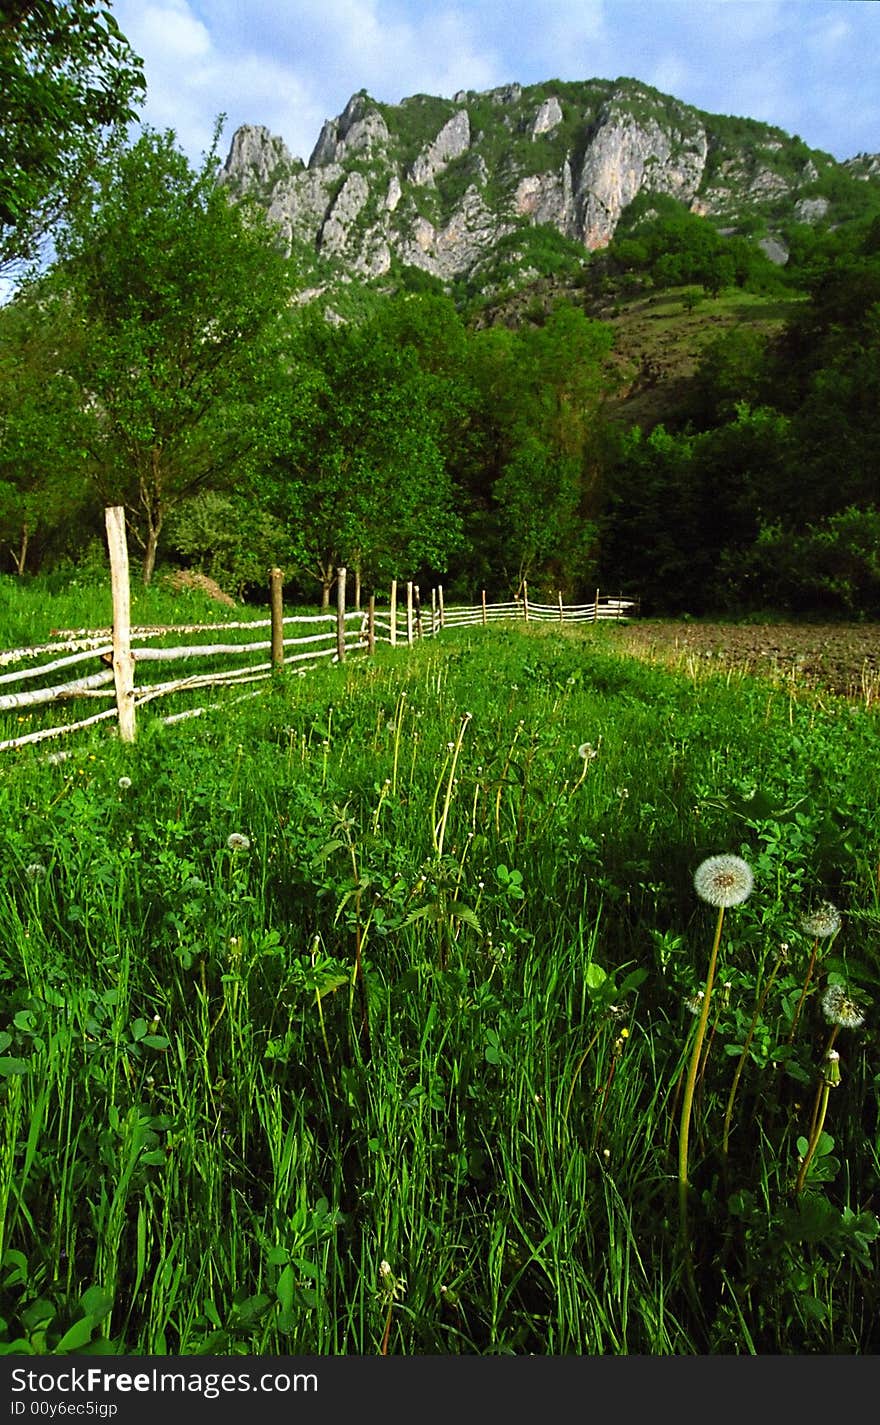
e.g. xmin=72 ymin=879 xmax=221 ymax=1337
xmin=110 ymin=0 xmax=880 ymax=168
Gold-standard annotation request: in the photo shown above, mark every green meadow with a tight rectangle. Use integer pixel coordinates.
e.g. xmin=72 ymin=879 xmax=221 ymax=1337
xmin=0 ymin=595 xmax=878 ymax=1355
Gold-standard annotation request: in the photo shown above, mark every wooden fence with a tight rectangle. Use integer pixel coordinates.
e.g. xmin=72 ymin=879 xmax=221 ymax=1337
xmin=0 ymin=509 xmax=636 ymax=754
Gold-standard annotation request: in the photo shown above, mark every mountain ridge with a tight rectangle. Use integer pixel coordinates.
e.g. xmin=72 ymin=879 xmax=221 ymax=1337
xmin=221 ymin=76 xmax=880 ymax=299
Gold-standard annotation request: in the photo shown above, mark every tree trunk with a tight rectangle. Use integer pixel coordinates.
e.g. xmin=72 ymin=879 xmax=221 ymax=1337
xmin=15 ymin=521 xmax=29 ymax=576
xmin=142 ymin=518 xmax=161 ymax=586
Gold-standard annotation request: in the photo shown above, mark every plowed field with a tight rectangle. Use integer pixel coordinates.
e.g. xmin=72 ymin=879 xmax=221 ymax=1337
xmin=606 ymin=620 xmax=880 ymax=702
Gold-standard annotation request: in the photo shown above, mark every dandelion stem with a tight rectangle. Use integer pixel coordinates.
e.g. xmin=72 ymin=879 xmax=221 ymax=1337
xmin=796 ymin=1051 xmax=841 ymax=1195
xmin=678 ymin=904 xmax=725 ymax=1235
xmin=787 ymin=938 xmax=819 ymax=1043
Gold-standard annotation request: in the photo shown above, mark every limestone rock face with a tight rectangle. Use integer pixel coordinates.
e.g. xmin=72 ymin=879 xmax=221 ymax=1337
xmin=408 ymin=110 xmax=471 ymax=186
xmin=573 ymin=96 xmax=708 ymax=248
xmin=531 ymin=96 xmax=563 ymax=138
xmin=223 ymin=125 xmax=301 ymax=190
xmin=220 ymin=78 xmax=880 ymax=293
xmin=308 ymin=93 xmax=390 ymax=167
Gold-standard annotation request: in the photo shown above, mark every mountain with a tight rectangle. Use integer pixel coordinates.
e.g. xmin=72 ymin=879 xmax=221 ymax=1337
xmin=221 ymin=77 xmax=880 ymax=300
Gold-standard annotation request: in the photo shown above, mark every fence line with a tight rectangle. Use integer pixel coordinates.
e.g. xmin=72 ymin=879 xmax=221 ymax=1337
xmin=0 ymin=509 xmax=636 ymax=753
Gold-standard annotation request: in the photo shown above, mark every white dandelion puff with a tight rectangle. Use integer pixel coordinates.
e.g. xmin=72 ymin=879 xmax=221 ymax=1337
xmin=821 ymin=983 xmax=865 ymax=1030
xmin=226 ymin=832 xmax=251 ymax=852
xmin=800 ymin=902 xmax=841 ymax=939
xmin=693 ymin=854 xmax=754 ymax=908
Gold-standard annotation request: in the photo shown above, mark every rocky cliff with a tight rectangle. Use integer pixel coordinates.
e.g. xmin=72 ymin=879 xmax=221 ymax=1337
xmin=221 ymin=77 xmax=880 ymax=292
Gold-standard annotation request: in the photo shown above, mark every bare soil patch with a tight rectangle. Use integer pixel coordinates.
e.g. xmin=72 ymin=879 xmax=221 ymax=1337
xmin=606 ymin=620 xmax=880 ymax=701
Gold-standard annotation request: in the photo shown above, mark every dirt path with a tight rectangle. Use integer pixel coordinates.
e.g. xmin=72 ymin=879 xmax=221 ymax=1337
xmin=605 ymin=620 xmax=880 ymax=701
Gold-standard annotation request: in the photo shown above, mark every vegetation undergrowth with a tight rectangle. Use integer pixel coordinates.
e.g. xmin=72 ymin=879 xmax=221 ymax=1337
xmin=0 ymin=620 xmax=877 ymax=1355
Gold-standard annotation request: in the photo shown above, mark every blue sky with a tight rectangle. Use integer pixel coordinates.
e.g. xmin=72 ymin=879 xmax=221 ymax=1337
xmin=111 ymin=0 xmax=879 ymax=168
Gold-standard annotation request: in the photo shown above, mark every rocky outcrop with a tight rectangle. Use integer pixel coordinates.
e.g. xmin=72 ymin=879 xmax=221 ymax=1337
xmin=308 ymin=92 xmax=390 ymax=167
xmin=408 ymin=110 xmax=470 ymax=185
xmin=573 ymin=96 xmax=708 ymax=248
xmin=221 ymin=77 xmax=880 ymax=292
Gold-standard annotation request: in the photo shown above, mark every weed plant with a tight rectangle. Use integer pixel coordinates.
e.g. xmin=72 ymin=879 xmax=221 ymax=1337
xmin=0 ymin=617 xmax=878 ymax=1355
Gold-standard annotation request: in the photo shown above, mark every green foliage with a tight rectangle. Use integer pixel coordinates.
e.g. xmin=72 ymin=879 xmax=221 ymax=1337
xmin=44 ymin=122 xmax=296 ymax=583
xmin=0 ymin=617 xmax=878 ymax=1352
xmin=164 ymin=491 xmax=296 ymax=598
xmin=0 ymin=0 xmax=145 ymax=272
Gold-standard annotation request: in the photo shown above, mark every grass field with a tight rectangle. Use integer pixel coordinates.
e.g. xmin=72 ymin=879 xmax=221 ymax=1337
xmin=0 ymin=595 xmax=878 ymax=1355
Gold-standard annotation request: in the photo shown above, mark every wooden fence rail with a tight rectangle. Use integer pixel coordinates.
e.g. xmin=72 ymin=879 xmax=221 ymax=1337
xmin=0 ymin=509 xmax=636 ymax=753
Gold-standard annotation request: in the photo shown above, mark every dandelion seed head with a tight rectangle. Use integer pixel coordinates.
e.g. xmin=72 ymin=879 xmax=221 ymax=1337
xmin=226 ymin=833 xmax=251 ymax=852
xmin=578 ymin=741 xmax=598 ymax=761
xmin=684 ymin=990 xmax=705 ymax=1015
xmin=693 ymin=854 xmax=754 ymax=907
xmin=800 ymin=901 xmax=841 ymax=939
xmin=25 ymin=862 xmax=46 ymax=882
xmin=821 ymin=983 xmax=865 ymax=1030
xmin=118 ymin=776 xmax=132 ymax=790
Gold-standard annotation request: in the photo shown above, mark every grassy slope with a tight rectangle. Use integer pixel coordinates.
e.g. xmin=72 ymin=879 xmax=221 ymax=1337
xmin=0 ymin=620 xmax=877 ymax=1355
xmin=595 ymin=286 xmax=802 ymax=431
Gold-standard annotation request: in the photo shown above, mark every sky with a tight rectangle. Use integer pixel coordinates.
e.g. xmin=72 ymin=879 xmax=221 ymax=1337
xmin=109 ymin=0 xmax=880 ymax=170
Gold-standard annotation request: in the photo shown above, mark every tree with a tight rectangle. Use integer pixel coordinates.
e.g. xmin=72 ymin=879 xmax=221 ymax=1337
xmin=269 ymin=301 xmax=464 ymax=604
xmin=48 ymin=123 xmax=296 ymax=583
xmin=472 ymin=304 xmax=614 ymax=594
xmin=0 ymin=0 xmax=144 ymax=273
xmin=0 ymin=285 xmax=93 ymax=571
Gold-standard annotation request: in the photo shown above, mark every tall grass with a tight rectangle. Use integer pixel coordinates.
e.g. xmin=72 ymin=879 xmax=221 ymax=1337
xmin=0 ymin=613 xmax=877 ymax=1355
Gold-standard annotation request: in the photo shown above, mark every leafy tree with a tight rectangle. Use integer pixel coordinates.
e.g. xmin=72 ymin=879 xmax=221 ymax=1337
xmin=0 ymin=0 xmax=144 ymax=273
xmin=269 ymin=301 xmax=464 ymax=604
xmin=470 ymin=304 xmax=614 ymax=595
xmin=0 ymin=285 xmax=93 ymax=571
xmin=47 ymin=123 xmax=296 ymax=583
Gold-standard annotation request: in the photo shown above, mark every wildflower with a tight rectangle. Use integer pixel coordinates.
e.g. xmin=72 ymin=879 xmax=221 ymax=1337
xmin=578 ymin=741 xmax=598 ymax=761
xmin=684 ymin=990 xmax=705 ymax=1016
xmin=118 ymin=776 xmax=132 ymax=791
xmin=25 ymin=862 xmax=46 ymax=882
xmin=226 ymin=832 xmax=251 ymax=852
xmin=378 ymin=1260 xmax=406 ymax=1301
xmin=800 ymin=902 xmax=841 ymax=939
xmin=821 ymin=983 xmax=865 ymax=1030
xmin=693 ymin=854 xmax=754 ymax=908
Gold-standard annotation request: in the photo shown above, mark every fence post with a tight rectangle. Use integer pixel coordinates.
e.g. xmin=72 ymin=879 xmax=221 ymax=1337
xmin=414 ymin=583 xmax=423 ymax=639
xmin=438 ymin=584 xmax=445 ymax=630
xmin=389 ymin=579 xmax=397 ymax=646
xmin=522 ymin=580 xmax=529 ymax=622
xmin=104 ymin=505 xmax=136 ymax=743
xmin=481 ymin=590 xmax=487 ymax=626
xmin=430 ymin=586 xmax=437 ymax=635
xmin=336 ymin=566 xmax=347 ymax=662
xmin=367 ymin=593 xmax=376 ymax=654
xmin=269 ymin=567 xmax=284 ymax=668
xmin=406 ymin=581 xmax=414 ymax=646
xmin=558 ymin=590 xmax=564 ymax=625
xmin=594 ymin=587 xmax=600 ymax=623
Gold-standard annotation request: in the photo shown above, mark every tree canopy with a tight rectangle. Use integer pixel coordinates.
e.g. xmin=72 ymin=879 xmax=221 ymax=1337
xmin=0 ymin=0 xmax=144 ymax=272
xmin=47 ymin=122 xmax=296 ymax=582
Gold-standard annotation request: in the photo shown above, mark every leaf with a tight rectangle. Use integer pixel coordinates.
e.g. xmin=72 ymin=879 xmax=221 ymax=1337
xmin=54 ymin=1317 xmax=95 ymax=1353
xmin=585 ymin=963 xmax=606 ymax=990
xmin=449 ymin=901 xmax=481 ymax=933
